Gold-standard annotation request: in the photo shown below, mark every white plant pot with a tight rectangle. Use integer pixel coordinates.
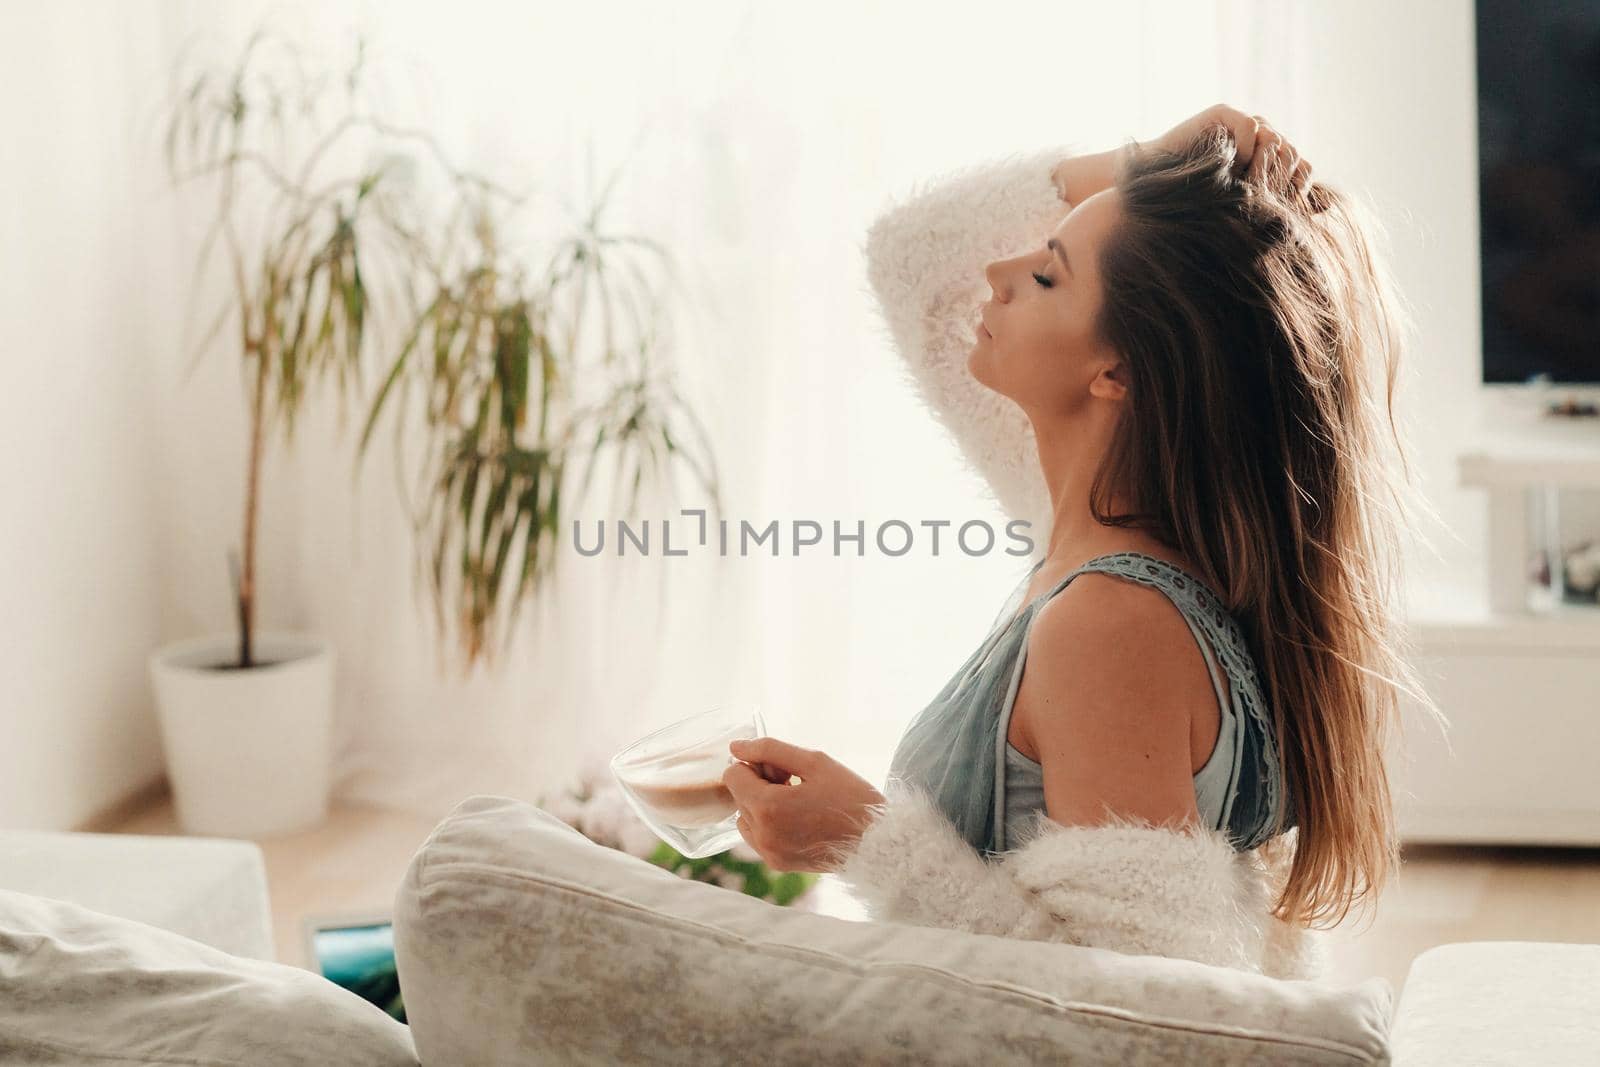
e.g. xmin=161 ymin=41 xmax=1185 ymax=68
xmin=148 ymin=631 xmax=334 ymax=838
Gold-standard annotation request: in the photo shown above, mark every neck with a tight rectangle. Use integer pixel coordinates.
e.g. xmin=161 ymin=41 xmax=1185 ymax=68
xmin=1027 ymin=405 xmax=1155 ymax=564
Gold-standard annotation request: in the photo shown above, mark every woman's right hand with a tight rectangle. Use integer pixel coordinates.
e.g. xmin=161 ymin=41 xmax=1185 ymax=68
xmin=1154 ymin=104 xmax=1312 ymax=195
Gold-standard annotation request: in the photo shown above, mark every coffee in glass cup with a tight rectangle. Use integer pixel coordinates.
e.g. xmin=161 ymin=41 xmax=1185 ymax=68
xmin=610 ymin=704 xmax=766 ymax=859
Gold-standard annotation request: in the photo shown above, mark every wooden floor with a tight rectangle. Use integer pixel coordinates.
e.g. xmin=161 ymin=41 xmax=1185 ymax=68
xmin=109 ymin=787 xmax=1600 ymax=995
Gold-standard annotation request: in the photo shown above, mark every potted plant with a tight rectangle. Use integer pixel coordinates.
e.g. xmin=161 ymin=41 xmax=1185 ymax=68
xmin=357 ymin=151 xmax=724 ymax=669
xmin=148 ymin=27 xmax=725 ymax=835
xmin=147 ymin=31 xmax=411 ymax=836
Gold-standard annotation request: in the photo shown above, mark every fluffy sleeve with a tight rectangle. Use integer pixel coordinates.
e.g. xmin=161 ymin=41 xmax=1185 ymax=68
xmin=824 ymin=777 xmax=1329 ymax=981
xmin=859 ymin=146 xmax=1077 ymax=537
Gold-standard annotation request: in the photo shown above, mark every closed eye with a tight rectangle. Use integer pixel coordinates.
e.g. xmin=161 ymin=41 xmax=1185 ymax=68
xmin=1032 ymin=271 xmax=1054 ymax=289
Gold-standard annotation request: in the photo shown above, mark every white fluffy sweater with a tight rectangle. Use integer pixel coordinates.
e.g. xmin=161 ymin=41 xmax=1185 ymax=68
xmin=829 ymin=145 xmax=1327 ymax=983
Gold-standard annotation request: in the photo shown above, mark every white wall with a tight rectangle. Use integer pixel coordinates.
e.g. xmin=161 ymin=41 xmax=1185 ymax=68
xmin=0 ymin=0 xmax=1507 ymax=829
xmin=0 ymin=4 xmax=178 ymax=828
xmin=1297 ymin=0 xmax=1598 ymax=616
xmin=1304 ymin=0 xmax=1491 ymax=604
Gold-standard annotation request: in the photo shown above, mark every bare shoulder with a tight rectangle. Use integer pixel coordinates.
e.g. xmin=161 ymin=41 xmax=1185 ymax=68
xmin=1033 ymin=569 xmax=1200 ymax=650
xmin=1025 ymin=571 xmax=1207 ymax=730
xmin=1017 ymin=572 xmax=1206 ymax=832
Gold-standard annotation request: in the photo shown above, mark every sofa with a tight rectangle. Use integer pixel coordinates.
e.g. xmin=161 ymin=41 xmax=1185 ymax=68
xmin=3 ymin=795 xmax=1597 ymax=1065
xmin=0 ymin=827 xmax=274 ymax=960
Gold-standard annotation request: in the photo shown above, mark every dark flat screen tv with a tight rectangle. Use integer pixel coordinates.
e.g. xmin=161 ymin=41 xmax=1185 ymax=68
xmin=1476 ymin=0 xmax=1600 ymax=386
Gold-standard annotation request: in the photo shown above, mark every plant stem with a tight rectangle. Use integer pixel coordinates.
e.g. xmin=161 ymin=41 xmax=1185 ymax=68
xmin=239 ymin=342 xmax=269 ymax=669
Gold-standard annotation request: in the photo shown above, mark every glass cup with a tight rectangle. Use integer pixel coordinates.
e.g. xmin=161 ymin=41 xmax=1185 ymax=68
xmin=610 ymin=703 xmax=767 ymax=859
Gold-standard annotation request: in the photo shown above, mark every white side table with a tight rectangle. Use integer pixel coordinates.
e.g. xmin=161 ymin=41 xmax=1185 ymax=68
xmin=0 ymin=829 xmax=275 ymax=960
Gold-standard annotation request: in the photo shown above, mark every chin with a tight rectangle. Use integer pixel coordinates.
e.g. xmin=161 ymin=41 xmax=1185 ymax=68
xmin=967 ymin=345 xmax=1005 ymax=395
xmin=966 ymin=341 xmax=987 ymax=375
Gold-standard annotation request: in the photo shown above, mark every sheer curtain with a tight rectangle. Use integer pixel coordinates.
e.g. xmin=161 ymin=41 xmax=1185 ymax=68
xmin=143 ymin=0 xmax=1309 ymax=816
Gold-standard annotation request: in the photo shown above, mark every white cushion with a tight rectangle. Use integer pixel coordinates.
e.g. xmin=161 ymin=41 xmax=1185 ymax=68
xmin=0 ymin=889 xmax=417 ymax=1066
xmin=0 ymin=829 xmax=273 ymax=960
xmin=1390 ymin=940 xmax=1600 ymax=1066
xmin=394 ymin=795 xmax=1395 ymax=1065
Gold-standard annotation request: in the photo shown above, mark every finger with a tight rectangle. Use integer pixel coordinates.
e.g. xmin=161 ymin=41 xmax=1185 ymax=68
xmin=1246 ymin=130 xmax=1279 ymax=177
xmin=735 ymin=812 xmax=766 ymax=858
xmin=1248 ymin=141 xmax=1277 ymax=181
xmin=1291 ymin=158 xmax=1313 ymax=195
xmin=1237 ymin=114 xmax=1261 ymax=169
xmin=1245 ymin=114 xmax=1278 ymax=168
xmin=721 ymin=759 xmax=768 ymax=805
xmin=729 ymin=736 xmax=818 ymax=777
xmin=1277 ymin=141 xmax=1300 ymax=178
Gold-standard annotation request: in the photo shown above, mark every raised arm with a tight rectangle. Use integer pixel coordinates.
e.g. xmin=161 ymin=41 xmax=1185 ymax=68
xmin=859 ymin=146 xmax=1081 ymax=542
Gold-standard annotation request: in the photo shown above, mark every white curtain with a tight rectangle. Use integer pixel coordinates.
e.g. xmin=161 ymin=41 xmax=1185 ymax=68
xmin=135 ymin=0 xmax=1312 ymax=817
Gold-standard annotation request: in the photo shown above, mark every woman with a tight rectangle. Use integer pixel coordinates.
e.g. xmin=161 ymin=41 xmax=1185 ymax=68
xmin=722 ymin=104 xmax=1440 ymax=978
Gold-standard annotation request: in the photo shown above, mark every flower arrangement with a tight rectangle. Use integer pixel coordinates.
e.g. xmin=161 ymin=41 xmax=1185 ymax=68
xmin=537 ymin=752 xmax=821 ymax=909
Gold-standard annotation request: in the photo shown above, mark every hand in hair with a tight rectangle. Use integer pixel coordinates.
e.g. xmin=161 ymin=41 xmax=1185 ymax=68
xmin=1154 ymin=103 xmax=1314 ymax=198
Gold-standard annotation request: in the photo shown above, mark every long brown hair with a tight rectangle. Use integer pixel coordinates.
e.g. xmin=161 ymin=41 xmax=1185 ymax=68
xmin=1089 ymin=125 xmax=1446 ymax=930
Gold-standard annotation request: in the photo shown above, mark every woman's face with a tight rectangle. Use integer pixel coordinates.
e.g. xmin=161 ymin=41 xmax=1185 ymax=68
xmin=970 ymin=188 xmax=1126 ymax=412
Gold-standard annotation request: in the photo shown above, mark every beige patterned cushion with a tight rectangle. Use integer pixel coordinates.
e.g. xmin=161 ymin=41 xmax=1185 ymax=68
xmin=0 ymin=889 xmax=417 ymax=1066
xmin=393 ymin=795 xmax=1394 ymax=1065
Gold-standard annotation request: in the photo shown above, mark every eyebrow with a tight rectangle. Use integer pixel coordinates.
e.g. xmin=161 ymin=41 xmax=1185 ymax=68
xmin=1047 ymin=237 xmax=1073 ymax=276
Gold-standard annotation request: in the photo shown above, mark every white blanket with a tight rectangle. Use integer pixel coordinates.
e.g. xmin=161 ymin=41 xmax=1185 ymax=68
xmin=831 ymin=777 xmax=1327 ymax=980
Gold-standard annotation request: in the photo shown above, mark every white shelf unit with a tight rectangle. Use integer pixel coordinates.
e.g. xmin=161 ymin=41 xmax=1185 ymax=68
xmin=1460 ymin=433 xmax=1600 ymax=614
xmin=1392 ymin=433 xmax=1600 ymax=846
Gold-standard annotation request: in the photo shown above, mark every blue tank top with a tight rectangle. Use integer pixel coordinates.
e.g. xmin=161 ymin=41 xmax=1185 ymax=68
xmin=885 ymin=551 xmax=1290 ymax=858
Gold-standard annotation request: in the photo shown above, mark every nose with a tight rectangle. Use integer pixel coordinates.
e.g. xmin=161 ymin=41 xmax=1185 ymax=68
xmin=984 ymin=249 xmax=1035 ymax=300
xmin=983 ymin=257 xmax=1010 ymax=300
